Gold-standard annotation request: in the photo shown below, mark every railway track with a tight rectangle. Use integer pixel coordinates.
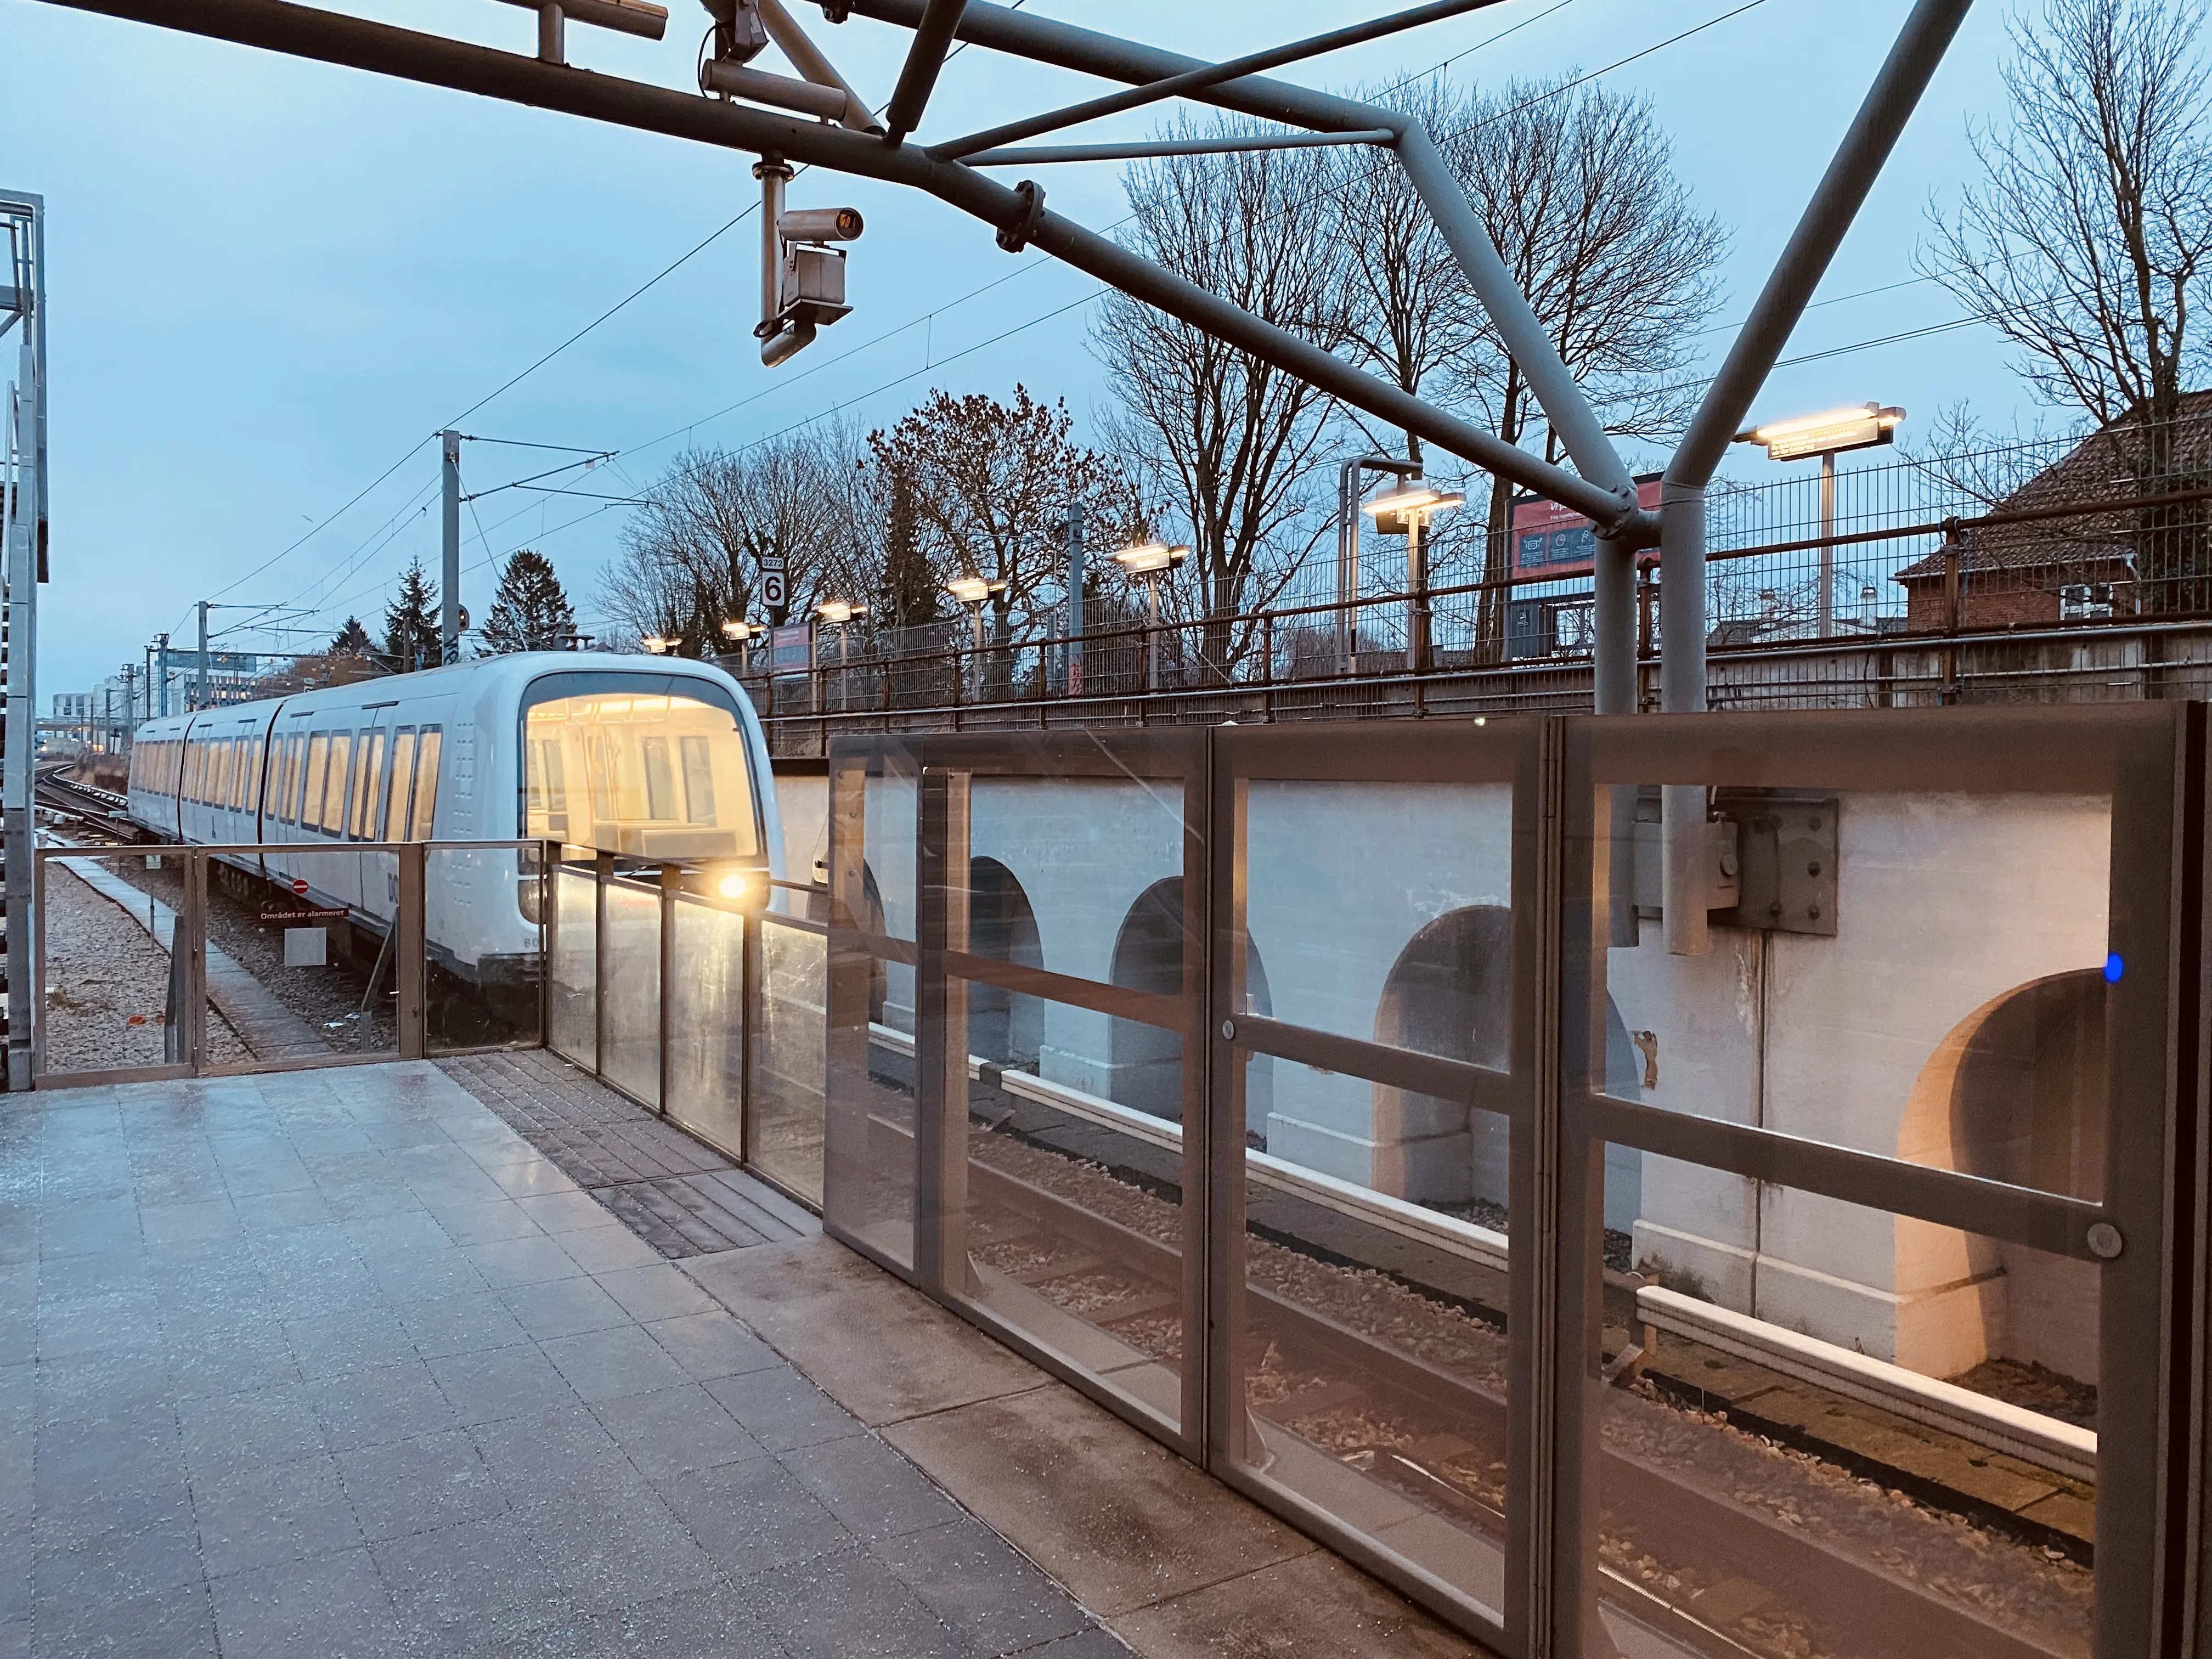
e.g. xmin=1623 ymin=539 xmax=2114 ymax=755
xmin=917 ymin=1092 xmax=2085 ymax=1659
xmin=35 ymin=766 xmax=144 ymax=843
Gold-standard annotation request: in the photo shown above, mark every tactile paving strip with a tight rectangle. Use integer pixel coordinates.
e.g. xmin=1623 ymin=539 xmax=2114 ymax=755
xmin=436 ymin=1049 xmax=812 ymax=1258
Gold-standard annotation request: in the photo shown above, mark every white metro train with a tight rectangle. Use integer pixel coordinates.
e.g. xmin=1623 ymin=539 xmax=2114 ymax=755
xmin=125 ymin=652 xmax=785 ymax=1003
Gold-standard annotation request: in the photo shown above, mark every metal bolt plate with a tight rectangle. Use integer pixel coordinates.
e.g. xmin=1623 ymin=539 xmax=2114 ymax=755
xmin=1220 ymin=1019 xmax=1236 ymax=1041
xmin=2086 ymin=1221 xmax=2124 ymax=1260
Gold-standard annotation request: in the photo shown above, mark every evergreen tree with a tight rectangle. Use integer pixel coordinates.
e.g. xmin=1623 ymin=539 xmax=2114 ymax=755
xmin=871 ymin=461 xmax=943 ymax=632
xmin=382 ymin=558 xmax=442 ymax=672
xmin=329 ymin=616 xmax=376 ymax=657
xmin=481 ymin=549 xmax=577 ymax=653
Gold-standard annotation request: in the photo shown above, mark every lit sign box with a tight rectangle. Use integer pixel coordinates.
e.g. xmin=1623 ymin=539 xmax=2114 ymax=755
xmin=1510 ymin=474 xmax=1662 ymax=580
xmin=768 ymin=624 xmax=814 ymax=673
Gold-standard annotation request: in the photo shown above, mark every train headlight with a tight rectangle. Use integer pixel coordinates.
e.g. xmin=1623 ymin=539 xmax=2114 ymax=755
xmin=717 ymin=872 xmax=749 ymax=902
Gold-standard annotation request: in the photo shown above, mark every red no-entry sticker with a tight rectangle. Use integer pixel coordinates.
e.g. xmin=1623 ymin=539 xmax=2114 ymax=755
xmin=291 ymin=878 xmax=309 ymax=896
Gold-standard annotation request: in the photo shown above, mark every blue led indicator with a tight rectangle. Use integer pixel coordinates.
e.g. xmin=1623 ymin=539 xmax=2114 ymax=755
xmin=2105 ymin=953 xmax=2125 ymax=984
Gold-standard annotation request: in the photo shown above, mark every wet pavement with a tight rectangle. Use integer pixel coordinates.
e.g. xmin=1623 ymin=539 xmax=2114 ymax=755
xmin=1 ymin=1060 xmax=1123 ymax=1657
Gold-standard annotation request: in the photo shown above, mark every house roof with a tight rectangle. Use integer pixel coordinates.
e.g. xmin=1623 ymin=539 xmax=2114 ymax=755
xmin=1892 ymin=392 xmax=2212 ymax=584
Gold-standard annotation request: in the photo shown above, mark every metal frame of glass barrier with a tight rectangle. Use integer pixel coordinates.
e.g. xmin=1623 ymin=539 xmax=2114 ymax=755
xmin=1560 ymin=704 xmax=2201 ymax=1659
xmin=826 ymin=731 xmax=1208 ymax=1457
xmin=32 ymin=840 xmax=548 ymax=1088
xmin=542 ymin=843 xmax=827 ymax=1210
xmin=822 ymin=704 xmax=2209 ymax=1659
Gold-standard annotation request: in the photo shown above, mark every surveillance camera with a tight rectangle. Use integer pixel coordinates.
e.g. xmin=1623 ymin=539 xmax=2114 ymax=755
xmin=777 ymin=207 xmax=864 ymax=243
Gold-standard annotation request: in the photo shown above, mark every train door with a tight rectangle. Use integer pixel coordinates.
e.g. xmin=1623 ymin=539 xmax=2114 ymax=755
xmin=342 ymin=712 xmax=397 ymax=921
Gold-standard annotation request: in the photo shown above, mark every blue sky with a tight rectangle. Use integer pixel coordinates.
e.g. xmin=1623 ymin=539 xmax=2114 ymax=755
xmin=4 ymin=0 xmax=2040 ymax=697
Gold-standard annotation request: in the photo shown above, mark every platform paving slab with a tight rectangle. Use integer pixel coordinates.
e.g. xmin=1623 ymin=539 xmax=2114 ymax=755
xmin=6 ymin=1061 xmax=1120 ymax=1658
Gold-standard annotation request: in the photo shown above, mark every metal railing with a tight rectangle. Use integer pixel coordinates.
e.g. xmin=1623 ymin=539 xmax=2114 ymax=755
xmin=32 ymin=838 xmax=544 ymax=1085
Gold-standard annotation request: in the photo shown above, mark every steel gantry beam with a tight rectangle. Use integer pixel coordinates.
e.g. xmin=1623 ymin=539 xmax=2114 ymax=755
xmin=29 ymin=0 xmax=1641 ymax=530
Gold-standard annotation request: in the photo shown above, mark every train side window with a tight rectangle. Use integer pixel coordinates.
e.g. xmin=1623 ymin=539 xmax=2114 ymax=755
xmin=214 ymin=740 xmax=234 ymax=811
xmin=411 ymin=728 xmax=441 ymax=840
xmin=302 ymin=734 xmax=330 ymax=834
xmin=276 ymin=735 xmax=300 ymax=823
xmin=247 ymin=738 xmax=266 ymax=815
xmin=352 ymin=730 xmax=385 ymax=840
xmin=640 ymin=736 xmax=677 ymax=821
xmin=386 ymin=730 xmax=417 ymax=843
xmin=322 ymin=732 xmax=352 ymax=837
xmin=680 ymin=735 xmax=716 ymax=825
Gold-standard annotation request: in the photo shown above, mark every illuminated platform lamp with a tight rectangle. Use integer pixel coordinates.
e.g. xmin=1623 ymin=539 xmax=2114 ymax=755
xmin=720 ymin=618 xmax=765 ymax=672
xmin=1359 ymin=481 xmax=1462 ymax=671
xmin=1734 ymin=403 xmax=1905 ymax=638
xmin=1112 ymin=543 xmax=1190 ymax=690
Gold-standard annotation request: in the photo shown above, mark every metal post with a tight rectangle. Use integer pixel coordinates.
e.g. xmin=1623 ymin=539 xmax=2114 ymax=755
xmin=183 ymin=851 xmax=208 ymax=1070
xmin=195 ymin=600 xmax=210 ymax=710
xmin=658 ymin=861 xmax=676 ymax=1115
xmin=755 ymin=157 xmax=790 ymax=338
xmin=914 ymin=768 xmax=970 ymax=1295
xmin=396 ymin=842 xmax=426 ymax=1057
xmin=594 ymin=850 xmax=611 ymax=1074
xmin=1144 ymin=574 xmax=1163 ymax=691
xmin=536 ymin=0 xmax=562 ymax=61
xmin=1659 ymin=482 xmax=1709 ymax=958
xmin=439 ymin=430 xmax=461 ymax=666
xmin=1064 ymin=500 xmax=1085 ymax=695
xmin=1337 ymin=462 xmax=1357 ymax=675
xmin=1817 ymin=448 xmax=1837 ymax=638
xmin=156 ymin=633 xmax=170 ymax=717
xmin=1593 ymin=532 xmax=1638 ymax=948
xmin=1404 ymin=512 xmax=1429 ymax=674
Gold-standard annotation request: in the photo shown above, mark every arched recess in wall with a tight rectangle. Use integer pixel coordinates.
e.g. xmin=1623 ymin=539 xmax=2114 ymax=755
xmin=1899 ymin=968 xmax=2106 ymax=1384
xmin=1108 ymin=878 xmax=1272 ymax=1127
xmin=1371 ymin=907 xmax=1644 ymax=1219
xmin=967 ymin=856 xmax=1044 ymax=1069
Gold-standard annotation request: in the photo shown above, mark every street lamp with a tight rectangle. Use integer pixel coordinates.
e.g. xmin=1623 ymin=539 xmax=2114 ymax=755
xmin=814 ymin=599 xmax=868 ymax=711
xmin=944 ymin=575 xmax=1007 ymax=701
xmin=720 ymin=618 xmax=764 ymax=674
xmin=1361 ymin=481 xmax=1464 ymax=673
xmin=641 ymin=634 xmax=675 ymax=654
xmin=1337 ymin=456 xmax=1422 ymax=675
xmin=1734 ymin=402 xmax=1904 ymax=638
xmin=1111 ymin=543 xmax=1189 ymax=691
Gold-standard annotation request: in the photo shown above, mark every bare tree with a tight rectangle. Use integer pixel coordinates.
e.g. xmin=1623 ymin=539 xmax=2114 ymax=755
xmin=1093 ymin=116 xmax=1352 ymax=678
xmin=1922 ymin=0 xmax=2212 ymax=609
xmin=602 ymin=424 xmax=870 ymax=655
xmin=1442 ymin=76 xmax=1726 ymax=643
xmin=867 ymin=386 xmax=1120 ymax=648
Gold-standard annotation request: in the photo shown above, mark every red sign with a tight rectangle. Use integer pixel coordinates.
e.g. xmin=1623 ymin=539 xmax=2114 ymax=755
xmin=1511 ymin=475 xmax=1663 ymax=579
xmin=290 ymin=878 xmax=309 ymax=896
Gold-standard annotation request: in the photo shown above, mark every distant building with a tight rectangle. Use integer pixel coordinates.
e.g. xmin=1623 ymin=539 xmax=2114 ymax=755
xmin=51 ymin=691 xmax=93 ymax=722
xmin=1892 ymin=392 xmax=2212 ymax=630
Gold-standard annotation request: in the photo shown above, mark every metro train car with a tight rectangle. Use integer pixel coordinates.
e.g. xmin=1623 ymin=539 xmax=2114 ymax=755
xmin=125 ymin=652 xmax=785 ymax=1013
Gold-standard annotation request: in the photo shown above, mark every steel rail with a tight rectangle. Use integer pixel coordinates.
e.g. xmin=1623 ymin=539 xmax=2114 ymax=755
xmin=946 ymin=1136 xmax=2065 ymax=1659
xmin=27 ymin=0 xmax=1632 ymax=526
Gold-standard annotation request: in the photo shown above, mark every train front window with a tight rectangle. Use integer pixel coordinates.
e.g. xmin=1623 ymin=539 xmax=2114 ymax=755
xmin=523 ymin=691 xmax=759 ymax=861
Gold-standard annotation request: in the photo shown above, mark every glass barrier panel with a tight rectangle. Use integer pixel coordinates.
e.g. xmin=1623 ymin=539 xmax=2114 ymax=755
xmin=825 ymin=748 xmax=917 ymax=1268
xmin=954 ymin=1003 xmax=1187 ymax=1435
xmin=425 ymin=845 xmax=544 ymax=1053
xmin=823 ymin=925 xmax=915 ymax=1271
xmin=1590 ymin=1160 xmax=2098 ymax=1659
xmin=666 ymin=892 xmax=746 ymax=1157
xmin=547 ymin=853 xmax=597 ymax=1068
xmin=1593 ymin=786 xmax=2113 ymax=1203
xmin=600 ymin=872 xmax=662 ymax=1109
xmin=275 ymin=844 xmax=394 ymax=1057
xmin=952 ymin=772 xmax=1188 ymax=1123
xmin=753 ymin=916 xmax=826 ymax=1206
xmin=1242 ymin=781 xmax=1515 ymax=1081
xmin=37 ymin=849 xmax=213 ymax=1076
xmin=1233 ymin=1052 xmax=1512 ymax=1630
